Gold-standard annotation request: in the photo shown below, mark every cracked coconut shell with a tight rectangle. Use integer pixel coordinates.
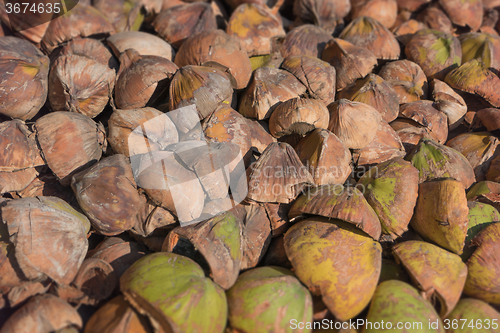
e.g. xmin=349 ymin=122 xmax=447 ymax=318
xmin=169 ymin=65 xmax=233 ymax=120
xmin=411 ymin=178 xmax=469 ymax=254
xmin=321 ymin=38 xmax=377 ymax=91
xmin=268 ymin=97 xmax=329 ymax=138
xmin=328 ymin=99 xmax=381 ymax=149
xmin=48 ymin=54 xmax=115 ymax=118
xmin=406 ymin=138 xmax=476 ymax=188
xmin=339 ymin=16 xmax=400 ymax=60
xmin=93 ymin=0 xmax=144 ymax=33
xmin=446 ymin=132 xmax=499 ymax=181
xmin=0 ymin=120 xmax=44 ymax=194
xmin=405 ymin=29 xmax=462 ymax=80
xmin=120 ymin=252 xmax=227 ymax=333
xmin=107 ymin=31 xmax=175 ymax=60
xmin=41 ymin=4 xmax=115 ymax=53
xmin=357 ymin=158 xmax=418 ymax=239
xmin=379 ymin=59 xmax=428 ymax=104
xmin=239 ymin=66 xmax=306 ymax=120
xmin=295 ymin=128 xmax=352 ymax=186
xmin=115 ymin=49 xmax=178 ymax=110
xmin=339 ymin=74 xmax=399 ymax=122
xmin=135 ymin=150 xmax=205 ymax=223
xmin=350 ymin=0 xmax=398 ymax=29
xmin=0 ymin=294 xmax=82 ymax=333
xmin=281 ymin=24 xmax=333 ymax=59
xmin=246 ymin=142 xmax=313 ymax=204
xmin=35 ymin=112 xmax=107 ymax=186
xmin=174 ymin=29 xmax=252 ymax=89
xmin=431 ymin=79 xmax=467 ymax=130
xmin=463 ymin=222 xmax=500 ymax=304
xmin=439 ymin=0 xmax=483 ymax=32
xmin=281 ymin=55 xmax=336 ymax=104
xmin=1 ymin=197 xmax=89 ymax=286
xmin=153 ymin=2 xmax=217 ymax=48
xmin=352 ymin=120 xmax=405 ymax=168
xmin=108 ymin=107 xmax=178 ymax=158
xmin=0 ymin=37 xmax=48 ymax=120
xmin=164 ymin=211 xmax=243 ymax=290
xmin=459 ymin=32 xmax=500 ymax=71
xmin=444 ymin=59 xmax=500 ymax=108
xmin=71 ymin=154 xmax=147 ymax=236
xmin=362 ymin=281 xmax=444 ymax=333
xmin=227 ymin=3 xmax=285 ymax=57
xmin=289 ymin=185 xmax=382 ymax=240
xmin=284 ymin=217 xmax=382 ymax=321
xmin=293 ymin=0 xmax=350 ymax=34
xmin=393 ymin=241 xmax=468 ymax=317
xmin=226 ymin=266 xmax=313 ymax=332
xmin=399 ymin=100 xmax=448 ymax=144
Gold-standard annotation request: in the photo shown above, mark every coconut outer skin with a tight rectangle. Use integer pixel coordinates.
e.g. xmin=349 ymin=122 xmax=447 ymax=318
xmin=463 ymin=222 xmax=500 ymax=305
xmin=0 ymin=37 xmax=49 ymax=121
xmin=361 ymin=280 xmax=444 ymax=333
xmin=284 ymin=217 xmax=381 ymax=322
xmin=392 ymin=241 xmax=468 ymax=317
xmin=120 ymin=252 xmax=228 ymax=333
xmin=405 ymin=29 xmax=462 ymax=80
xmin=357 ymin=158 xmax=419 ymax=239
xmin=226 ymin=266 xmax=313 ymax=333
xmin=445 ymin=298 xmax=500 ymax=333
xmin=411 ymin=178 xmax=469 ymax=255
xmin=406 ymin=138 xmax=476 ymax=189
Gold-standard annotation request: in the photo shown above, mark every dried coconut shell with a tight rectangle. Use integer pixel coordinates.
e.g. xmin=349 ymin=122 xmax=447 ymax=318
xmin=174 ymin=29 xmax=252 ymax=89
xmin=338 ymin=74 xmax=399 ymax=122
xmin=269 ymin=98 xmax=329 ymax=138
xmin=169 ymin=65 xmax=233 ymax=120
xmin=444 ymin=59 xmax=500 ymax=108
xmin=227 ymin=4 xmax=285 ymax=57
xmin=106 ymin=31 xmax=175 ymax=60
xmin=289 ymin=185 xmax=382 ymax=240
xmin=295 ymin=129 xmax=352 ymax=186
xmin=0 ymin=37 xmax=49 ymax=121
xmin=405 ymin=29 xmax=461 ymax=80
xmin=281 ymin=55 xmax=336 ymax=104
xmin=321 ymin=38 xmax=377 ymax=91
xmin=108 ymin=107 xmax=178 ymax=157
xmin=41 ymin=4 xmax=115 ymax=53
xmin=353 ymin=120 xmax=405 ymax=169
xmin=115 ymin=49 xmax=178 ymax=110
xmin=399 ymin=100 xmax=448 ymax=144
xmin=281 ymin=24 xmax=333 ymax=59
xmin=153 ymin=2 xmax=217 ymax=48
xmin=393 ymin=241 xmax=468 ymax=317
xmin=71 ymin=154 xmax=147 ymax=236
xmin=247 ymin=142 xmax=313 ymax=204
xmin=339 ymin=16 xmax=400 ymax=60
xmin=57 ymin=38 xmax=118 ymax=71
xmin=0 ymin=294 xmax=82 ymax=333
xmin=239 ymin=67 xmax=306 ymax=120
xmin=439 ymin=0 xmax=483 ymax=32
xmin=48 ymin=54 xmax=115 ymax=118
xmin=327 ymin=99 xmax=382 ymax=149
xmin=1 ymin=197 xmax=89 ymax=285
xmin=35 ymin=112 xmax=107 ymax=186
xmin=379 ymin=60 xmax=428 ymax=104
xmin=431 ymin=79 xmax=467 ymax=130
